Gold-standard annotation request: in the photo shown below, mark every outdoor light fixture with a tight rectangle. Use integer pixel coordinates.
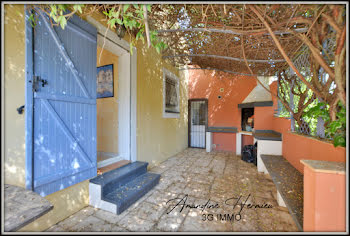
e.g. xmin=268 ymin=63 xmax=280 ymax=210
xmin=115 ymin=24 xmax=126 ymax=39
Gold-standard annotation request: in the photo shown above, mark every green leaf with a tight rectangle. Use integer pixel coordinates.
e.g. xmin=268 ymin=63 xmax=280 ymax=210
xmin=73 ymin=4 xmax=84 ymax=14
xmin=123 ymin=4 xmax=130 ymax=13
xmin=329 ymin=121 xmax=342 ymax=133
xmin=116 ymin=18 xmax=123 ymax=25
xmin=155 ymin=44 xmax=161 ymax=54
xmin=112 ymin=11 xmax=120 ymax=18
xmin=136 ymin=30 xmax=144 ymax=41
xmin=129 ymin=42 xmax=133 ymax=55
xmin=58 ymin=4 xmax=68 ymax=13
xmin=133 ymin=4 xmax=139 ymax=9
xmin=107 ymin=18 xmax=117 ymax=28
xmin=50 ymin=5 xmax=57 ymax=15
xmin=59 ymin=16 xmax=67 ymax=29
xmin=333 ymin=135 xmax=346 ymax=147
xmin=146 ymin=4 xmax=152 ymax=12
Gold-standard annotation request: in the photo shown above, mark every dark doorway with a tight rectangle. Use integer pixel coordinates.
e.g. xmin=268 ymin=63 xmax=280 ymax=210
xmin=188 ymin=99 xmax=208 ymax=148
xmin=241 ymin=108 xmax=254 ymax=131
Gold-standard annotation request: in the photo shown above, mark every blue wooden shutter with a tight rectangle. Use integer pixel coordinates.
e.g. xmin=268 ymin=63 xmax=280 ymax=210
xmin=31 ymin=12 xmax=97 ymax=196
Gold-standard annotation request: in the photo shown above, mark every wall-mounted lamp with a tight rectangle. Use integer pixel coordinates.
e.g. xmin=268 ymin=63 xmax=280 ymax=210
xmin=115 ymin=24 xmax=126 ymax=39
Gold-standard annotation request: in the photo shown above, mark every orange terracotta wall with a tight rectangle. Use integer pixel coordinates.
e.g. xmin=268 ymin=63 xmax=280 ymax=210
xmin=189 ymin=67 xmax=257 ymax=128
xmin=242 ymin=134 xmax=254 ymax=148
xmin=303 ymin=165 xmax=346 ymax=231
xmin=188 ymin=67 xmax=257 ymax=151
xmin=212 ymin=133 xmax=236 ymax=152
xmin=254 ymin=106 xmax=275 ymax=130
xmin=271 ymin=116 xmax=346 ymax=174
xmin=272 ymin=116 xmax=291 ymax=134
xmin=282 ymin=132 xmax=346 ymax=173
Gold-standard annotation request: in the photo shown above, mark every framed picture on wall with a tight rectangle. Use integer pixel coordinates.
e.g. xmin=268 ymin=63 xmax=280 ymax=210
xmin=97 ymin=64 xmax=114 ymax=98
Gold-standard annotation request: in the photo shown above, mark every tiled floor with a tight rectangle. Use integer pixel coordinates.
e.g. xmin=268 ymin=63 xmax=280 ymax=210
xmin=46 ymin=148 xmax=299 ymax=232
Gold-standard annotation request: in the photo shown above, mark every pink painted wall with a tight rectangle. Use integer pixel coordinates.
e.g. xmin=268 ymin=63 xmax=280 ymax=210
xmin=188 ymin=66 xmax=257 ymax=152
xmin=212 ymin=133 xmax=236 ymax=152
xmin=242 ymin=134 xmax=254 ymax=148
xmin=254 ymin=106 xmax=275 ymax=130
xmin=283 ymin=132 xmax=346 ymax=173
xmin=303 ymin=165 xmax=346 ymax=231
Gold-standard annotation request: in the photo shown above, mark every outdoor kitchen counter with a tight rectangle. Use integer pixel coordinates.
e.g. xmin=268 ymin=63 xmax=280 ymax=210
xmin=4 ymin=184 xmax=53 ymax=232
xmin=253 ymin=130 xmax=282 ymax=141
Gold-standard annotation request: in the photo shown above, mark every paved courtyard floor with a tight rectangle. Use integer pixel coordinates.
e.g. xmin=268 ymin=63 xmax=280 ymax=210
xmin=46 ymin=148 xmax=299 ymax=232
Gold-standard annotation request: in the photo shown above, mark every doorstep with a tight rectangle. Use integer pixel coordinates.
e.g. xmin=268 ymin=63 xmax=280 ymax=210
xmin=97 ymin=160 xmax=131 ymax=175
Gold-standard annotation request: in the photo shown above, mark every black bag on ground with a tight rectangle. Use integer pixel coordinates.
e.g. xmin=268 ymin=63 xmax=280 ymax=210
xmin=242 ymin=145 xmax=255 ymax=163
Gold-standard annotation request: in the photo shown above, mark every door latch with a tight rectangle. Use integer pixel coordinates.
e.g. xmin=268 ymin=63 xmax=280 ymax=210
xmin=17 ymin=105 xmax=25 ymax=114
xmin=29 ymin=76 xmax=48 ymax=92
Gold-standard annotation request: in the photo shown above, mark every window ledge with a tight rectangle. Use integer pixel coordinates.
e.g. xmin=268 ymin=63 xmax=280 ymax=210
xmin=163 ymin=112 xmax=180 ymax=118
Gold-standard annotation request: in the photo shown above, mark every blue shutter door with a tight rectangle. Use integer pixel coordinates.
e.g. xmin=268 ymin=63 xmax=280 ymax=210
xmin=32 ymin=12 xmax=97 ymax=197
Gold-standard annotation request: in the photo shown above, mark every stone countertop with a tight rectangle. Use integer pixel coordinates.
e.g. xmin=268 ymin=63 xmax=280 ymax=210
xmin=207 ymin=126 xmax=238 ymax=133
xmin=253 ymin=131 xmax=282 ymax=141
xmin=4 ymin=184 xmax=54 ymax=232
xmin=300 ymin=160 xmax=345 ymax=174
xmin=261 ymin=155 xmax=304 ymax=231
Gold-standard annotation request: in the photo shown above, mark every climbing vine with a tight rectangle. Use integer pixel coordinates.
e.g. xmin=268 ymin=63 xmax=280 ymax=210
xmin=26 ymin=4 xmax=168 ymax=55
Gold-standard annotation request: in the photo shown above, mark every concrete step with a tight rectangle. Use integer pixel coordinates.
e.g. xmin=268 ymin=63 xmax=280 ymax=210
xmin=90 ymin=161 xmax=148 ymax=196
xmin=89 ymin=161 xmax=160 ymax=215
xmin=103 ymin=172 xmax=160 ymax=214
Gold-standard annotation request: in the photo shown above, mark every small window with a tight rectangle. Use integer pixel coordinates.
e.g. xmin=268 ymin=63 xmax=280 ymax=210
xmin=163 ymin=68 xmax=180 ymax=118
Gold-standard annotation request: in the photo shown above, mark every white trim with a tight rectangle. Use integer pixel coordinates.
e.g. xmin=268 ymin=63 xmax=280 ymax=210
xmin=86 ymin=16 xmax=130 ymax=52
xmin=86 ymin=16 xmax=137 ymax=163
xmin=163 ymin=68 xmax=180 ymax=118
xmin=130 ymin=46 xmax=137 ymax=163
xmin=206 ymin=132 xmax=212 ymax=152
xmin=236 ymin=131 xmax=253 ymax=155
xmin=97 ymin=155 xmax=124 ymax=168
xmin=256 ymin=140 xmax=282 ymax=173
xmin=118 ymin=52 xmax=131 ymax=160
xmin=89 ymin=183 xmax=117 ymax=214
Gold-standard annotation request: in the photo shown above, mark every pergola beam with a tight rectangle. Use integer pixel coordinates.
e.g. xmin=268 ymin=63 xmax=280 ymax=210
xmin=163 ymin=54 xmax=285 ymax=63
xmin=157 ymin=27 xmax=308 ymax=36
xmin=179 ymin=67 xmax=258 ymax=76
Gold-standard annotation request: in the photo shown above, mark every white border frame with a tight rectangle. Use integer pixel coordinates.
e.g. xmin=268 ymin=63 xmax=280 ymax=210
xmin=163 ymin=68 xmax=180 ymax=118
xmin=86 ymin=16 xmax=137 ymax=163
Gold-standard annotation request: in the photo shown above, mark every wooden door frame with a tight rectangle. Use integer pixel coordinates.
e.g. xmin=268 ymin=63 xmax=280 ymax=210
xmin=188 ymin=98 xmax=208 ymax=148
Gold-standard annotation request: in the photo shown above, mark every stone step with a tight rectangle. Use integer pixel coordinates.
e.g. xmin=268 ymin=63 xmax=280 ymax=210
xmin=90 ymin=161 xmax=148 ymax=196
xmin=103 ymin=172 xmax=160 ymax=214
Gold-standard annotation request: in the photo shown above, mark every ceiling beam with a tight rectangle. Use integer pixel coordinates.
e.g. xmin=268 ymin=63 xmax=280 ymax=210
xmin=163 ymin=54 xmax=285 ymax=63
xmin=178 ymin=67 xmax=260 ymax=76
xmin=157 ymin=27 xmax=308 ymax=36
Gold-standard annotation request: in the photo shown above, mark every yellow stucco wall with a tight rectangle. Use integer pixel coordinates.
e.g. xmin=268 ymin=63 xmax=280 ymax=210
xmin=19 ymin=180 xmax=89 ymax=232
xmin=4 ymin=4 xmax=26 ymax=188
xmin=135 ymin=41 xmax=188 ymax=168
xmin=96 ymin=46 xmax=119 ymax=154
xmin=4 ymin=4 xmax=187 ymax=232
